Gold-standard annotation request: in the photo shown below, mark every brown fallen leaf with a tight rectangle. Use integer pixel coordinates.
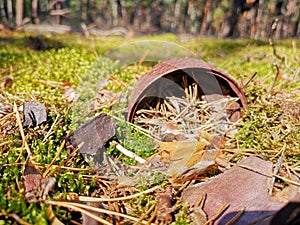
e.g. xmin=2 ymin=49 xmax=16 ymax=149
xmin=82 ymin=202 xmax=106 ymax=225
xmin=22 ymin=157 xmax=56 ymax=202
xmin=22 ymin=157 xmax=43 ymax=202
xmin=158 ymin=138 xmax=215 ymax=181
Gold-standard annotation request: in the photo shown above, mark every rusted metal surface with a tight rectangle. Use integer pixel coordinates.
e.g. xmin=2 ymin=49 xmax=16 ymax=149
xmin=127 ymin=57 xmax=248 ymax=122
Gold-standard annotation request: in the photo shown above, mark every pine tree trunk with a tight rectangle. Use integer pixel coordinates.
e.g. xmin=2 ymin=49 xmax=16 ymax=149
xmin=7 ymin=0 xmax=13 ymax=26
xmin=15 ymin=0 xmax=23 ymax=26
xmin=32 ymin=0 xmax=40 ymax=24
xmin=111 ymin=0 xmax=118 ymax=26
xmin=200 ymin=0 xmax=212 ymax=35
xmin=0 ymin=0 xmax=8 ymax=25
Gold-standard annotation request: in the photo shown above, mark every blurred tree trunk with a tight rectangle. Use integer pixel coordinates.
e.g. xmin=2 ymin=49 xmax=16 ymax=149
xmin=172 ymin=0 xmax=181 ymax=32
xmin=149 ymin=0 xmax=163 ymax=31
xmin=0 ymin=0 xmax=8 ymax=25
xmin=15 ymin=0 xmax=24 ymax=26
xmin=32 ymin=0 xmax=40 ymax=24
xmin=119 ymin=0 xmax=127 ymax=25
xmin=221 ymin=0 xmax=241 ymax=37
xmin=7 ymin=0 xmax=13 ymax=26
xmin=55 ymin=2 xmax=61 ymax=24
xmin=200 ymin=0 xmax=214 ymax=35
xmin=111 ymin=0 xmax=118 ymax=26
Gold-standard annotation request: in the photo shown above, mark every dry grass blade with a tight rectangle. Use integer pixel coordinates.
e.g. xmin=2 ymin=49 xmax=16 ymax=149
xmin=0 ymin=111 xmax=14 ymax=123
xmin=133 ymin=204 xmax=156 ymax=225
xmin=46 ymin=200 xmax=113 ymax=225
xmin=13 ymin=102 xmax=31 ymax=156
xmin=48 ymin=142 xmax=84 ymax=176
xmin=77 ymin=186 xmax=160 ymax=202
xmin=46 ymin=200 xmax=154 ymax=225
xmin=43 ymin=140 xmax=65 ymax=177
xmin=42 ymin=114 xmax=60 ymax=142
xmin=224 ymin=207 xmax=245 ymax=225
xmin=204 ymin=203 xmax=229 ymax=225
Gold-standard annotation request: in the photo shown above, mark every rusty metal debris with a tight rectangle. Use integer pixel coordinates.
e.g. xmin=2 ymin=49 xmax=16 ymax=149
xmin=127 ymin=57 xmax=248 ymax=123
xmin=127 ymin=58 xmax=247 ymax=145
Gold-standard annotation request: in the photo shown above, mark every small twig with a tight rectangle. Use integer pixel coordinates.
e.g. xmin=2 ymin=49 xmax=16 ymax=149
xmin=13 ymin=102 xmax=31 ymax=156
xmin=242 ymin=72 xmax=257 ymax=89
xmin=269 ymin=156 xmax=283 ymax=195
xmin=112 ymin=140 xmax=146 ymax=164
xmin=269 ymin=63 xmax=280 ymax=93
xmin=269 ymin=18 xmax=285 ymax=62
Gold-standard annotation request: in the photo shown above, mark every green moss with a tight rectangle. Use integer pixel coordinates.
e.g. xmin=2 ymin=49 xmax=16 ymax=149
xmin=0 ymin=32 xmax=299 ymax=224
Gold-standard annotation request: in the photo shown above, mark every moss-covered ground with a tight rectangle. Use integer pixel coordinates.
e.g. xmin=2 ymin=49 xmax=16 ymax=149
xmin=0 ymin=32 xmax=299 ymax=224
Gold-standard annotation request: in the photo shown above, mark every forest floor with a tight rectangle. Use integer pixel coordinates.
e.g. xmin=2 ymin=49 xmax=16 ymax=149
xmin=0 ymin=32 xmax=299 ymax=225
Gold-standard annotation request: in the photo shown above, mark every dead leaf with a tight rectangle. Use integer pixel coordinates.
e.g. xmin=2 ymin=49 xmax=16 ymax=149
xmin=22 ymin=157 xmax=56 ymax=202
xmin=158 ymin=138 xmax=210 ymax=180
xmin=82 ymin=202 xmax=105 ymax=225
xmin=22 ymin=157 xmax=43 ymax=201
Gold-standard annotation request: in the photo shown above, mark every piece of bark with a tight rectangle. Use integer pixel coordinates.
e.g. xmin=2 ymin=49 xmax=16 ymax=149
xmin=23 ymin=102 xmax=47 ymax=127
xmin=182 ymin=156 xmax=300 ymax=225
xmin=66 ymin=113 xmax=116 ymax=167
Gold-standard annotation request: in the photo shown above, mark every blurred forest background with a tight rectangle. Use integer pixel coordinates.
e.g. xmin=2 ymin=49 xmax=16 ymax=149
xmin=0 ymin=0 xmax=299 ymax=38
